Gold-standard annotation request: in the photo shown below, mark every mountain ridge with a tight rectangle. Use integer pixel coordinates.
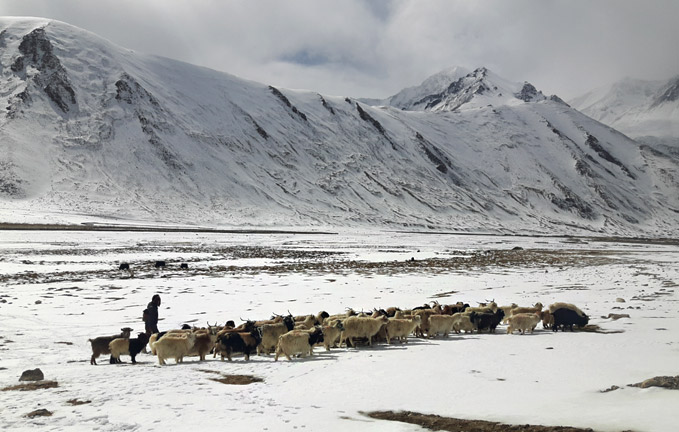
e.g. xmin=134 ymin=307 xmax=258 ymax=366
xmin=1 ymin=17 xmax=678 ymax=236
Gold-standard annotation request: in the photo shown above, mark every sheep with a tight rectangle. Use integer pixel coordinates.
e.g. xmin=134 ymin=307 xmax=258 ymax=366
xmin=385 ymin=315 xmax=421 ymax=344
xmin=509 ymin=302 xmax=543 ymax=316
xmin=427 ymin=314 xmax=456 ymax=337
xmin=89 ymin=327 xmax=133 ymax=365
xmin=506 ymin=313 xmax=542 ymax=334
xmin=452 ymin=312 xmax=476 ymax=333
xmin=339 ymin=315 xmax=388 ymax=348
xmin=274 ymin=327 xmax=324 ymax=361
xmin=109 ymin=332 xmax=150 ymax=363
xmin=154 ymin=332 xmax=197 ymax=365
xmin=215 ymin=327 xmax=263 ymax=361
xmin=258 ymin=315 xmax=296 ymax=355
xmin=548 ymin=302 xmax=586 ymax=317
xmin=321 ymin=320 xmax=344 ymax=351
xmin=541 ymin=309 xmax=554 ymax=329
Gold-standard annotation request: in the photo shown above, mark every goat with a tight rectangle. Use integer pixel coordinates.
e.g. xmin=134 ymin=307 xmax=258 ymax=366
xmin=294 ymin=314 xmax=318 ymax=330
xmin=541 ymin=309 xmax=554 ymax=329
xmin=385 ymin=316 xmax=421 ymax=344
xmin=427 ymin=314 xmax=456 ymax=337
xmin=339 ymin=315 xmax=388 ymax=348
xmin=258 ymin=315 xmax=295 ymax=355
xmin=509 ymin=302 xmax=543 ymax=316
xmin=452 ymin=312 xmax=477 ymax=333
xmin=154 ymin=260 xmax=166 ymax=268
xmin=442 ymin=302 xmax=469 ymax=315
xmin=499 ymin=303 xmax=519 ymax=316
xmin=215 ymin=327 xmax=263 ymax=361
xmin=412 ymin=309 xmax=437 ymax=337
xmin=552 ymin=307 xmax=589 ymax=332
xmin=465 ymin=301 xmax=498 ymax=314
xmin=274 ymin=327 xmax=324 ymax=361
xmin=548 ymin=302 xmax=586 ymax=317
xmin=89 ymin=327 xmax=133 ymax=365
xmin=506 ymin=313 xmax=542 ymax=334
xmin=154 ymin=332 xmax=197 ymax=365
xmin=471 ymin=309 xmax=505 ymax=333
xmin=321 ymin=320 xmax=344 ymax=351
xmin=188 ymin=323 xmax=220 ymax=361
xmin=109 ymin=332 xmax=149 ymax=363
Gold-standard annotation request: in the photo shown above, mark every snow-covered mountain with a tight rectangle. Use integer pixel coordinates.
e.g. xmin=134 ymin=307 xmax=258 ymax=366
xmin=1 ymin=18 xmax=678 ymax=235
xmin=570 ymin=76 xmax=679 ymax=147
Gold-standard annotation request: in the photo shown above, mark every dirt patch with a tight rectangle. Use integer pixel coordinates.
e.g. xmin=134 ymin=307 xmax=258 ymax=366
xmin=364 ymin=410 xmax=607 ymax=431
xmin=578 ymin=324 xmax=624 ymax=334
xmin=205 ymin=372 xmax=263 ymax=385
xmin=2 ymin=380 xmax=59 ymax=391
xmin=629 ymin=375 xmax=679 ymax=390
xmin=25 ymin=408 xmax=52 ymax=418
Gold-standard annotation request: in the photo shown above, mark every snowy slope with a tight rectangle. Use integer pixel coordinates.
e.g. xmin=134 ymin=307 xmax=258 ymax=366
xmin=570 ymin=76 xmax=679 ymax=145
xmin=1 ymin=18 xmax=678 ymax=236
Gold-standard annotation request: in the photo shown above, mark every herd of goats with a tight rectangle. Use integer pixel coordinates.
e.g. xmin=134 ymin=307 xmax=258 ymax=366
xmin=88 ymin=299 xmax=590 ymax=366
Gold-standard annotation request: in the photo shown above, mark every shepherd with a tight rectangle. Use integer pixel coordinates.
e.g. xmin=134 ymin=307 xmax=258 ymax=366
xmin=143 ymin=294 xmax=161 ymax=335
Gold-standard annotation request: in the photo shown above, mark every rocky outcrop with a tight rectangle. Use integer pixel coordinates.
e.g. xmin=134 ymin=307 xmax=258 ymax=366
xmin=11 ymin=28 xmax=77 ymax=114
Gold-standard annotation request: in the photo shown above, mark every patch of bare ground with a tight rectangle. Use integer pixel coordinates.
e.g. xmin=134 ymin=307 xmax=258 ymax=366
xmin=0 ymin=248 xmax=622 ymax=285
xmin=2 ymin=380 xmax=59 ymax=391
xmin=24 ymin=408 xmax=52 ymax=418
xmin=66 ymin=399 xmax=91 ymax=405
xmin=363 ymin=411 xmax=614 ymax=431
xmin=629 ymin=376 xmax=679 ymax=390
xmin=200 ymin=370 xmax=263 ymax=385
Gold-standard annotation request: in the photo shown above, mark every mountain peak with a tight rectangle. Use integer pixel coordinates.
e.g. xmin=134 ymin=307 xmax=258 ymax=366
xmin=384 ymin=67 xmax=545 ymax=112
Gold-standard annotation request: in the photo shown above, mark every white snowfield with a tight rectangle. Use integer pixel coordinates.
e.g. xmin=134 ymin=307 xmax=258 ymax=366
xmin=0 ymin=230 xmax=677 ymax=432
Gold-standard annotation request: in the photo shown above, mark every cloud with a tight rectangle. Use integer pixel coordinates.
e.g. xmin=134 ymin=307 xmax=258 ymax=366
xmin=3 ymin=0 xmax=677 ymax=99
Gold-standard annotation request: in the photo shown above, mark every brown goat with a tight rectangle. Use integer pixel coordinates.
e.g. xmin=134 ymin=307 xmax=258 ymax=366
xmin=89 ymin=327 xmax=133 ymax=365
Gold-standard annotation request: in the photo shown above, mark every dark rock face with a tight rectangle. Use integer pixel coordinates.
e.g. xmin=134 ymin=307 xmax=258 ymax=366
xmin=515 ymin=82 xmax=541 ymax=102
xmin=11 ymin=27 xmax=77 ymax=114
xmin=652 ymin=76 xmax=679 ymax=107
xmin=19 ymin=368 xmax=44 ymax=381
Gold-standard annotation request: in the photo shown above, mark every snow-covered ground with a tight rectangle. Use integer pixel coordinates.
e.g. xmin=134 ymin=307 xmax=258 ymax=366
xmin=0 ymin=230 xmax=677 ymax=431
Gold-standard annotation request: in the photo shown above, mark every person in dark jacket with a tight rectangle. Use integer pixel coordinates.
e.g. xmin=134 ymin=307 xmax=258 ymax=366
xmin=144 ymin=294 xmax=161 ymax=335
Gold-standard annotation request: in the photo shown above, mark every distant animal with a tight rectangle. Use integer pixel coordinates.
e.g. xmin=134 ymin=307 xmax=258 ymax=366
xmin=88 ymin=327 xmax=133 ymax=365
xmin=118 ymin=263 xmax=130 ymax=271
xmin=154 ymin=261 xmax=166 ymax=268
xmin=180 ymin=263 xmax=189 ymax=269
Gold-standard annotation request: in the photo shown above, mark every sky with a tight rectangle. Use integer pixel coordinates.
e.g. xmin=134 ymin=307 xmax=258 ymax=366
xmin=1 ymin=0 xmax=677 ymax=100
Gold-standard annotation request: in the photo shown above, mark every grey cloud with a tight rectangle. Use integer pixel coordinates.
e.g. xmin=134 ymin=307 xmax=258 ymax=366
xmin=2 ymin=0 xmax=677 ymax=99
